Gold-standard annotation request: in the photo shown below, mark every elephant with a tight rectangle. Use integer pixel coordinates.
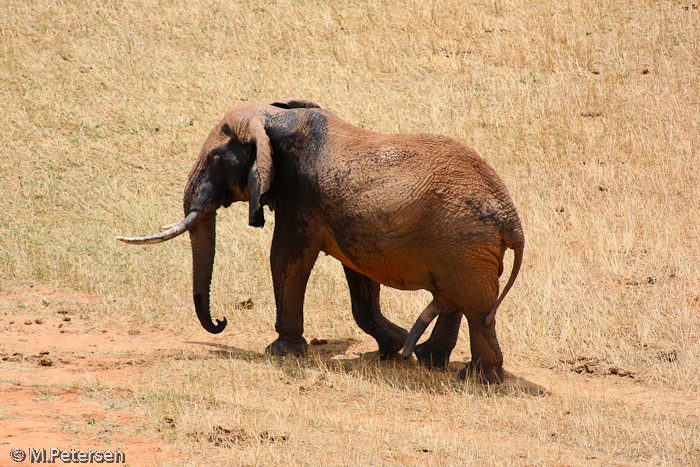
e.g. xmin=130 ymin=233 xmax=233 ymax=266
xmin=117 ymin=98 xmax=525 ymax=384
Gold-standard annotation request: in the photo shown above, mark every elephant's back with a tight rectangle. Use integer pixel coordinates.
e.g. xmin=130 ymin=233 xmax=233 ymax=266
xmin=315 ymin=121 xmax=522 ymax=283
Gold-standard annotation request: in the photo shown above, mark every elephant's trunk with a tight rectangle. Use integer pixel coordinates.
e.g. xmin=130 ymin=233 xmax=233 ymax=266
xmin=190 ymin=211 xmax=227 ymax=334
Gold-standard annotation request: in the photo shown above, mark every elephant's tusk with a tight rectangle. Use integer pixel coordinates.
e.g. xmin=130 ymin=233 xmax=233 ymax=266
xmin=160 ymin=222 xmax=178 ymax=231
xmin=117 ymin=211 xmax=201 ymax=245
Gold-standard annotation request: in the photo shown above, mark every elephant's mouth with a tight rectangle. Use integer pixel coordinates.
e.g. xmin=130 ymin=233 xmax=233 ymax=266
xmin=116 ymin=210 xmax=203 ymax=245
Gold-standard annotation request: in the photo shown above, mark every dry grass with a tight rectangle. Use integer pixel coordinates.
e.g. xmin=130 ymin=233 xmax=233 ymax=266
xmin=1 ymin=0 xmax=699 ymax=465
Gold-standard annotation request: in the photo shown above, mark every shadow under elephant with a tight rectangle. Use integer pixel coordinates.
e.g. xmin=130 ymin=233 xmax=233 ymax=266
xmin=185 ymin=339 xmax=548 ymax=398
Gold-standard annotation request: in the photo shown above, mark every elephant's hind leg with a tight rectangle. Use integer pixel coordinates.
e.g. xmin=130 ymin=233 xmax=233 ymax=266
xmin=343 ymin=266 xmax=408 ymax=358
xmin=459 ymin=313 xmax=504 ymax=384
xmin=414 ymin=310 xmax=463 ymax=369
xmin=455 ymin=265 xmax=504 ymax=384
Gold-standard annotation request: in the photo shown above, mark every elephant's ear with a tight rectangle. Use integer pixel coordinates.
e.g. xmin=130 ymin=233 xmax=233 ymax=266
xmin=270 ymin=98 xmax=321 ymax=109
xmin=247 ymin=116 xmax=273 ymax=227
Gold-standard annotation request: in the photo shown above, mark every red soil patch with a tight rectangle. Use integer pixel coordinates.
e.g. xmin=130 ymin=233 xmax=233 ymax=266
xmin=0 ymin=285 xmax=184 ymax=466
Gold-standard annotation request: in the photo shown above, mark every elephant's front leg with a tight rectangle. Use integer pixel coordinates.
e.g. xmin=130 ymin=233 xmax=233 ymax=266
xmin=343 ymin=266 xmax=408 ymax=358
xmin=265 ymin=230 xmax=320 ymax=357
xmin=414 ymin=310 xmax=463 ymax=369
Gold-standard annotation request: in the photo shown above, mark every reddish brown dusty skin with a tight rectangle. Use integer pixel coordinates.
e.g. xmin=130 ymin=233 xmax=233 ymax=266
xmin=118 ymin=98 xmax=524 ymax=382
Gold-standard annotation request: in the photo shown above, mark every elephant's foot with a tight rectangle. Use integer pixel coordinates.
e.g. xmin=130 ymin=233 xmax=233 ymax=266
xmin=377 ymin=327 xmax=409 ymax=359
xmin=414 ymin=340 xmax=452 ymax=369
xmin=265 ymin=336 xmax=308 ymax=357
xmin=377 ymin=335 xmax=405 ymax=359
xmin=458 ymin=361 xmax=504 ymax=385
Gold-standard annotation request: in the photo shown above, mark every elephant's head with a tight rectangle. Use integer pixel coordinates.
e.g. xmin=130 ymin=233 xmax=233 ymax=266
xmin=117 ymin=98 xmax=321 ymax=334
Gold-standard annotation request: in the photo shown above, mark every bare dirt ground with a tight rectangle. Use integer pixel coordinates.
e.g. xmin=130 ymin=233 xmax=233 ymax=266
xmin=1 ymin=285 xmax=698 ymax=466
xmin=0 ymin=286 xmax=186 ymax=465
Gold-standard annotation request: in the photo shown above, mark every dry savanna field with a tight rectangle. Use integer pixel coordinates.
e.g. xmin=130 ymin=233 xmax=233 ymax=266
xmin=1 ymin=0 xmax=699 ymax=465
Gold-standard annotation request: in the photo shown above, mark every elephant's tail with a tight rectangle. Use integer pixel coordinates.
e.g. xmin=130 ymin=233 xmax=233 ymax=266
xmin=484 ymin=225 xmax=525 ymax=327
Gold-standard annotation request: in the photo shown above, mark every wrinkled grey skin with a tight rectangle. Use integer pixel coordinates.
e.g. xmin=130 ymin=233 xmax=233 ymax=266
xmin=118 ymin=98 xmax=524 ymax=384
